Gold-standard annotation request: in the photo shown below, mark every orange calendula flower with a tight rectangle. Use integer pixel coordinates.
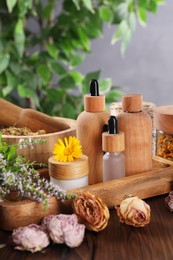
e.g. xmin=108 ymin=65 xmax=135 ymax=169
xmin=52 ymin=136 xmax=82 ymax=162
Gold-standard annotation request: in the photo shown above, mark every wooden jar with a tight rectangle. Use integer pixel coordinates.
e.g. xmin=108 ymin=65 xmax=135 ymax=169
xmin=48 ymin=155 xmax=89 ymax=190
xmin=117 ymin=94 xmax=152 ymax=176
xmin=154 ymin=106 xmax=173 ymax=161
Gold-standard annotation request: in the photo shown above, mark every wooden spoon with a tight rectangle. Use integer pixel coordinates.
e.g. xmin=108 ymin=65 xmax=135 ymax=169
xmin=0 ymin=98 xmax=69 ymax=133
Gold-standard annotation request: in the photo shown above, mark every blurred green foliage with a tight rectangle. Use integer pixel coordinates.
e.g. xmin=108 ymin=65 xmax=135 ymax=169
xmin=0 ymin=0 xmax=164 ymax=118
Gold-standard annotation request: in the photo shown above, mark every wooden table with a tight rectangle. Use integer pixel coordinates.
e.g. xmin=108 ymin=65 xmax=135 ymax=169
xmin=0 ymin=194 xmax=172 ymax=260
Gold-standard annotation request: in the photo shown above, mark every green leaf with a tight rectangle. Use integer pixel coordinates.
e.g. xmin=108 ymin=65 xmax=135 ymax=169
xmin=99 ymin=78 xmax=112 ymax=94
xmin=37 ymin=64 xmax=51 ymax=83
xmin=69 ymin=54 xmax=85 ymax=69
xmin=7 ymin=145 xmax=17 ymax=163
xmin=51 ymin=62 xmax=67 ymax=77
xmin=82 ymin=71 xmax=100 ymax=93
xmin=3 ymin=70 xmax=17 ymax=96
xmin=17 ymin=84 xmax=32 ymax=98
xmin=106 ymin=90 xmax=123 ymax=103
xmin=6 ymin=0 xmax=17 ymax=13
xmin=0 ymin=54 xmax=10 ymax=74
xmin=61 ymin=103 xmax=76 ymax=119
xmin=6 ymin=70 xmax=17 ymax=88
xmin=18 ymin=0 xmax=33 ymax=17
xmin=72 ymin=0 xmax=80 ymax=10
xmin=47 ymin=88 xmax=63 ymax=103
xmin=137 ymin=7 xmax=147 ymax=26
xmin=82 ymin=0 xmax=95 ymax=13
xmin=69 ymin=71 xmax=83 ymax=84
xmin=77 ymin=28 xmax=91 ymax=52
xmin=46 ymin=44 xmax=58 ymax=58
xmin=128 ymin=12 xmax=136 ymax=32
xmin=2 ymin=86 xmax=13 ymax=97
xmin=148 ymin=0 xmax=158 ymax=14
xmin=111 ymin=20 xmax=128 ymax=45
xmin=99 ymin=6 xmax=113 ymax=22
xmin=14 ymin=19 xmax=25 ymax=58
xmin=121 ymin=29 xmax=132 ymax=55
xmin=58 ymin=75 xmax=76 ymax=89
xmin=116 ymin=3 xmax=128 ymax=20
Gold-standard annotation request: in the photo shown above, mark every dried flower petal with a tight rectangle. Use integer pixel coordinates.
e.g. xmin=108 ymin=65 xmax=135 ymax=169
xmin=42 ymin=214 xmax=85 ymax=248
xmin=12 ymin=224 xmax=50 ymax=253
xmin=72 ymin=192 xmax=110 ymax=232
xmin=116 ymin=195 xmax=151 ymax=227
xmin=165 ymin=191 xmax=173 ymax=212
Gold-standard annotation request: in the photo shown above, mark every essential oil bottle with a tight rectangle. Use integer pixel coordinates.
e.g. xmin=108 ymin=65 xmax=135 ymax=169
xmin=102 ymin=115 xmax=125 ymax=181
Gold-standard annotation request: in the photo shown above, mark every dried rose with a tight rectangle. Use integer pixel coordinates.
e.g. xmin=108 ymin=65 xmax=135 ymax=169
xmin=72 ymin=192 xmax=110 ymax=232
xmin=116 ymin=195 xmax=151 ymax=227
xmin=165 ymin=191 xmax=173 ymax=212
xmin=42 ymin=214 xmax=85 ymax=248
xmin=12 ymin=224 xmax=50 ymax=253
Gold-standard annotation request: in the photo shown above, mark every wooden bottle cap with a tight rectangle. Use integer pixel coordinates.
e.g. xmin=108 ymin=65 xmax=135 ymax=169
xmin=154 ymin=105 xmax=173 ymax=132
xmin=84 ymin=95 xmax=105 ymax=112
xmin=48 ymin=154 xmax=88 ymax=180
xmin=102 ymin=131 xmax=125 ymax=152
xmin=122 ymin=94 xmax=143 ymax=112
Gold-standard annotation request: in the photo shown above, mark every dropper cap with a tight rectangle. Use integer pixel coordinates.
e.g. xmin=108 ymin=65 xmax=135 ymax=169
xmin=102 ymin=116 xmax=125 ymax=152
xmin=84 ymin=79 xmax=105 ymax=112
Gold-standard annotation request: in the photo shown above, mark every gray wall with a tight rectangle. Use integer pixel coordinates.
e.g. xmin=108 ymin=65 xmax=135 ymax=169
xmin=78 ymin=0 xmax=173 ymax=106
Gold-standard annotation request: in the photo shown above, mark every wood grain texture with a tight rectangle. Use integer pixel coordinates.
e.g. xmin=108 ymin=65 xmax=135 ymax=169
xmin=117 ymin=110 xmax=152 ymax=176
xmin=154 ymin=105 xmax=173 ymax=132
xmin=2 ymin=117 xmax=76 ymax=164
xmin=0 ymin=195 xmax=172 ymax=260
xmin=0 ymin=98 xmax=69 ymax=132
xmin=69 ymin=156 xmax=173 ymax=207
xmin=76 ymin=111 xmax=109 ymax=184
xmin=0 ymin=197 xmax=61 ymax=231
xmin=0 ymin=157 xmax=172 ymax=231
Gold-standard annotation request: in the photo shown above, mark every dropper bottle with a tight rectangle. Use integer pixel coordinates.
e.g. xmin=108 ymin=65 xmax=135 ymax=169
xmin=76 ymin=79 xmax=109 ymax=184
xmin=102 ymin=115 xmax=125 ymax=180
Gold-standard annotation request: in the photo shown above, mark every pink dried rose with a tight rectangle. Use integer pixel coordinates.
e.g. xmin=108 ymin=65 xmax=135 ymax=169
xmin=72 ymin=192 xmax=110 ymax=232
xmin=42 ymin=214 xmax=85 ymax=248
xmin=12 ymin=224 xmax=50 ymax=253
xmin=165 ymin=191 xmax=173 ymax=212
xmin=116 ymin=195 xmax=151 ymax=227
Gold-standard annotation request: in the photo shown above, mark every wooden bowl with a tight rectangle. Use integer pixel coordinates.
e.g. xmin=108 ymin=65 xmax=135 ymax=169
xmin=2 ymin=117 xmax=76 ymax=165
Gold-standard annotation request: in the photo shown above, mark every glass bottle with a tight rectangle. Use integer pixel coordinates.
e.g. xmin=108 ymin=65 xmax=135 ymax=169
xmin=102 ymin=116 xmax=125 ymax=181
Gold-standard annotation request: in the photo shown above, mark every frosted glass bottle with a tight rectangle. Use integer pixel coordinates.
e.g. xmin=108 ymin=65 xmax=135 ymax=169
xmin=102 ymin=116 xmax=125 ymax=181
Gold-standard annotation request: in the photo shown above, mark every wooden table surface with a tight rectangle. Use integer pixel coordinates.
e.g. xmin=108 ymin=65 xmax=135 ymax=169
xmin=0 ymin=194 xmax=172 ymax=260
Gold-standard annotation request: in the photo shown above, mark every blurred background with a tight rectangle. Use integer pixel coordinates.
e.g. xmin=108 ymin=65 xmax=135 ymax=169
xmin=0 ymin=0 xmax=172 ymax=118
xmin=79 ymin=0 xmax=173 ymax=106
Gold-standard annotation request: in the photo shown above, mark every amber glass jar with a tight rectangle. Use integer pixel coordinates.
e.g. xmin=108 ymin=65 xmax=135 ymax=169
xmin=154 ymin=106 xmax=173 ymax=161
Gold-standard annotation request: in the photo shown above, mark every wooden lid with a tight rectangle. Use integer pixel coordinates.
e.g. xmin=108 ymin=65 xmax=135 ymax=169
xmin=102 ymin=131 xmax=125 ymax=152
xmin=48 ymin=154 xmax=88 ymax=180
xmin=154 ymin=105 xmax=173 ymax=132
xmin=122 ymin=94 xmax=143 ymax=112
xmin=84 ymin=95 xmax=105 ymax=112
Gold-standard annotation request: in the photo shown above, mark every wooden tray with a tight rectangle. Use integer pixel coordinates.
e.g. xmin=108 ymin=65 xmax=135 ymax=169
xmin=0 ymin=156 xmax=173 ymax=231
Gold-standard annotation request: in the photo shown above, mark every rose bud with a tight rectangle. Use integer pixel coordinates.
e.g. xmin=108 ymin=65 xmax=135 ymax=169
xmin=44 ymin=214 xmax=85 ymax=248
xmin=165 ymin=191 xmax=173 ymax=212
xmin=116 ymin=195 xmax=151 ymax=227
xmin=12 ymin=224 xmax=50 ymax=253
xmin=72 ymin=192 xmax=110 ymax=232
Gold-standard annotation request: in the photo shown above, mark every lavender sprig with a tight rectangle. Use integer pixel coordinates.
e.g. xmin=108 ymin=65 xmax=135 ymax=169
xmin=0 ymin=134 xmax=77 ymax=209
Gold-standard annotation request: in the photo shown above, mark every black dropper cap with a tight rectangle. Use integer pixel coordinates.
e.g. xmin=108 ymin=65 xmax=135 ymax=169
xmin=108 ymin=116 xmax=118 ymax=134
xmin=90 ymin=79 xmax=99 ymax=96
